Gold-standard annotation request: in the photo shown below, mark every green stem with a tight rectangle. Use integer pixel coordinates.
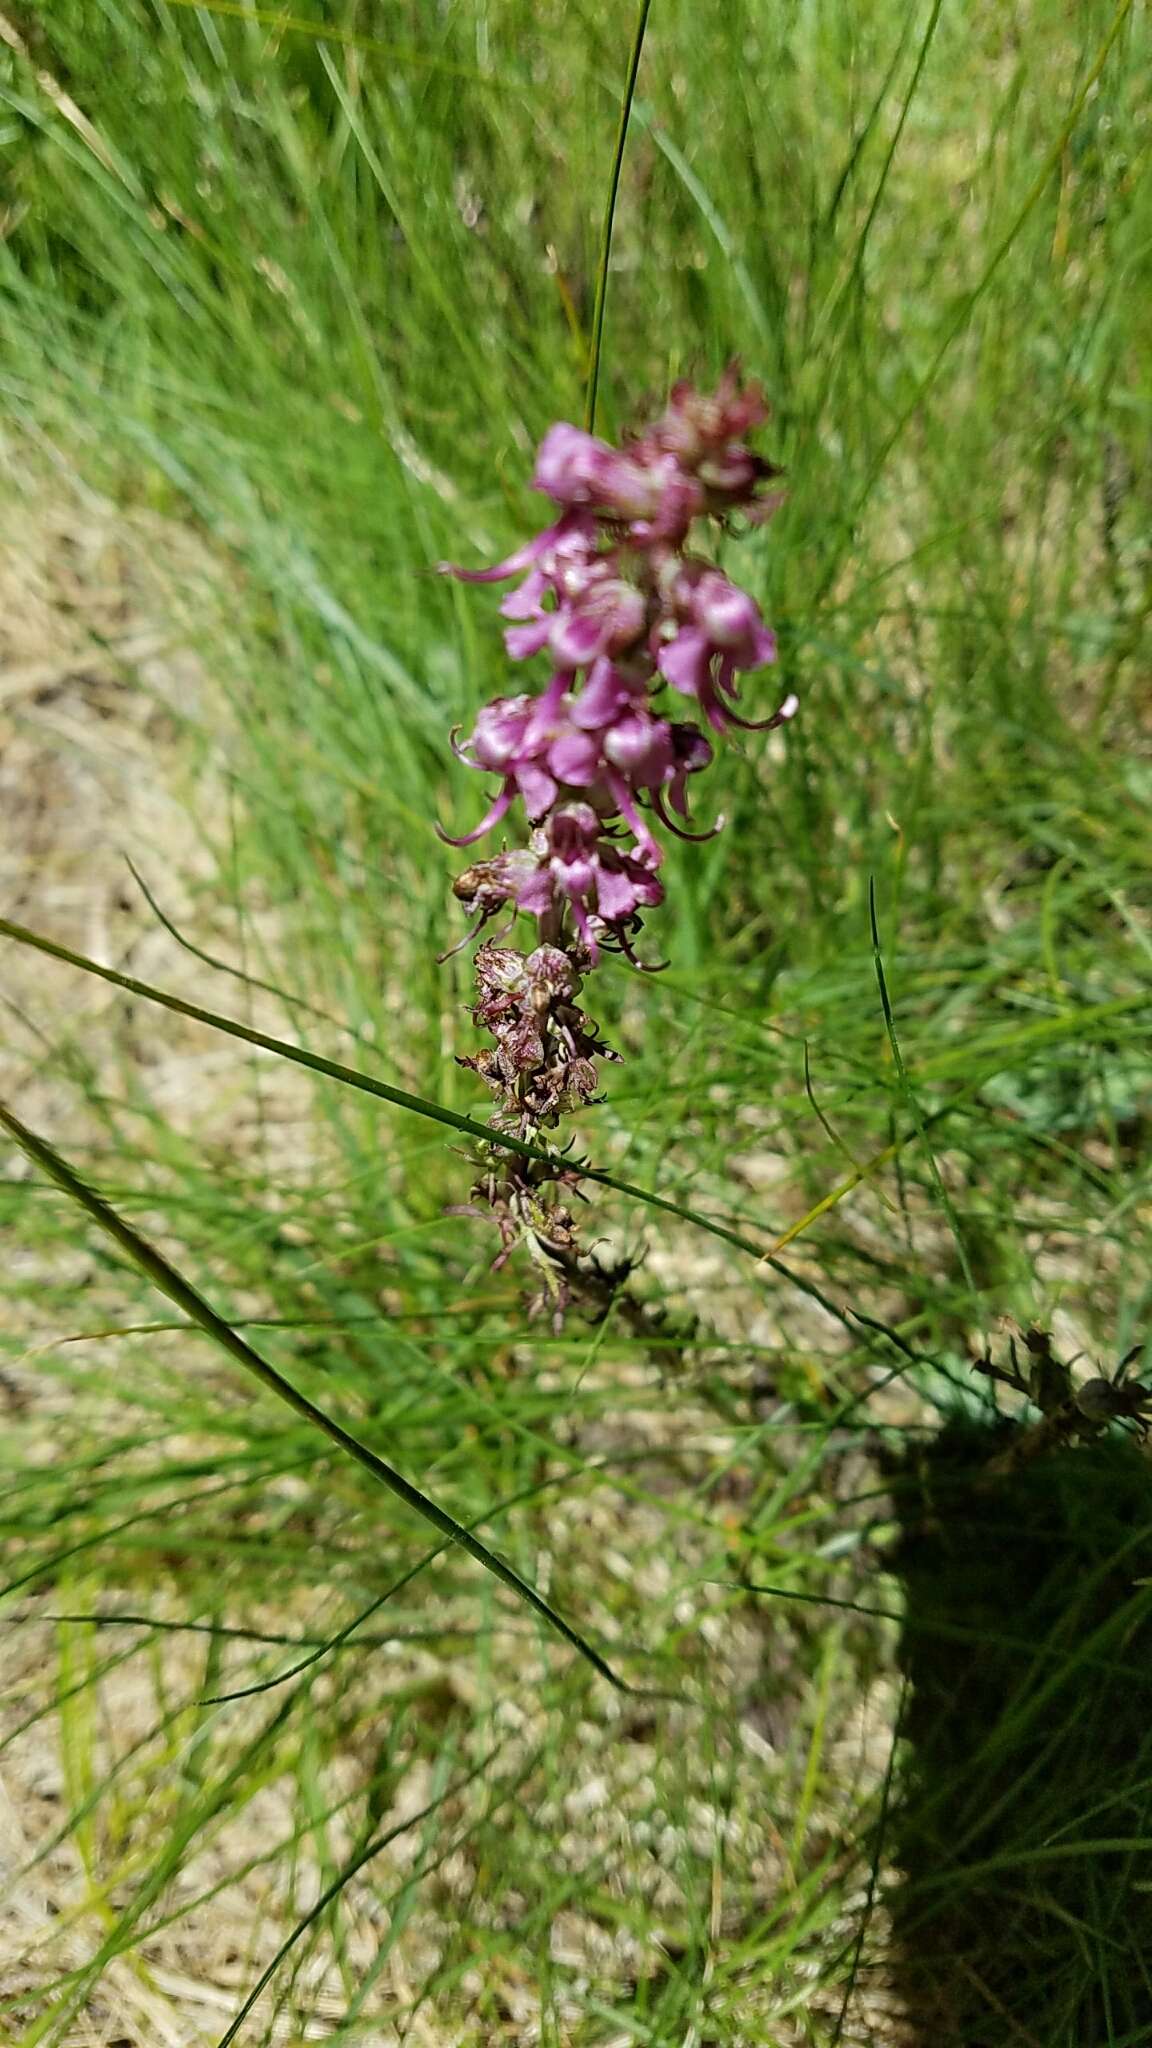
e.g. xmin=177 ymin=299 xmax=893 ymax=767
xmin=585 ymin=0 xmax=653 ymax=433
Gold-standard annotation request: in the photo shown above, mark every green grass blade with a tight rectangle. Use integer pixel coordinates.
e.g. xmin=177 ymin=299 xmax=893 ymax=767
xmin=215 ymin=1742 xmax=524 ymax=2048
xmin=585 ymin=0 xmax=653 ymax=432
xmin=157 ymin=0 xmax=516 ymax=85
xmin=0 ymin=910 xmax=776 ymax=1259
xmin=0 ymin=1095 xmax=633 ymax=1693
xmin=869 ymin=876 xmax=978 ymax=1299
xmin=851 ymin=0 xmax=1139 ymax=517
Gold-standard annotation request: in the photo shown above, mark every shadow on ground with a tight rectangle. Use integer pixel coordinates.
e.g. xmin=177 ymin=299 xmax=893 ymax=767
xmin=885 ymin=1419 xmax=1152 ymax=2046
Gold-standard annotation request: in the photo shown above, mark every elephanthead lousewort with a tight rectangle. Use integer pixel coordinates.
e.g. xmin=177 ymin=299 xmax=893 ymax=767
xmin=439 ymin=372 xmax=796 ymax=1320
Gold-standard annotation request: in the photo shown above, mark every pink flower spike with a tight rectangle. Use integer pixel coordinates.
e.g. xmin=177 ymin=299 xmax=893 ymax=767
xmin=438 ymin=376 xmax=796 ymax=1310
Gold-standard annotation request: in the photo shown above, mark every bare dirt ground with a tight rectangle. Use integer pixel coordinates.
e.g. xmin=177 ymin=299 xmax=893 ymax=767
xmin=0 ymin=454 xmax=226 ymax=1123
xmin=0 ymin=459 xmax=341 ymax=2046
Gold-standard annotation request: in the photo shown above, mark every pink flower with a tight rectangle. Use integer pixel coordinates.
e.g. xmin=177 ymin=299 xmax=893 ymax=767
xmin=658 ymin=566 xmax=795 ymax=735
xmin=534 ymin=422 xmax=707 ymax=546
xmin=442 ymin=687 xmax=602 ymax=835
xmin=568 ymin=656 xmax=649 ymax=730
xmin=441 ymin=376 xmax=797 ymax=1301
xmin=515 ymin=804 xmax=664 ymax=959
xmin=505 ymin=562 xmax=650 ymax=671
xmin=444 ymin=504 xmax=655 ymax=674
xmin=442 ymin=374 xmax=795 ymax=952
xmin=438 ymin=509 xmax=596 ymax=586
xmin=641 ymin=366 xmax=782 ymax=521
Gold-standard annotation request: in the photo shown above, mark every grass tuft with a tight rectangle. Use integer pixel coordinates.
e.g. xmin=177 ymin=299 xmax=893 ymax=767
xmin=1 ymin=0 xmax=1150 ymax=2039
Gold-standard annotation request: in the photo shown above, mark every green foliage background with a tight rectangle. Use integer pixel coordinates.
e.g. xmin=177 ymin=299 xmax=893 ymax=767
xmin=0 ymin=1 xmax=1149 ymax=2040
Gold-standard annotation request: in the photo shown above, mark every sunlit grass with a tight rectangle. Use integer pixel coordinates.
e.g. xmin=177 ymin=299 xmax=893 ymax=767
xmin=1 ymin=0 xmax=1150 ymax=2039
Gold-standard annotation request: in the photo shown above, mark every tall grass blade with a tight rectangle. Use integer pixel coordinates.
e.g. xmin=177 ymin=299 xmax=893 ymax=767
xmin=0 ymin=1096 xmax=632 ymax=1691
xmin=0 ymin=911 xmax=775 ymax=1257
xmin=585 ymin=0 xmax=653 ymax=432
